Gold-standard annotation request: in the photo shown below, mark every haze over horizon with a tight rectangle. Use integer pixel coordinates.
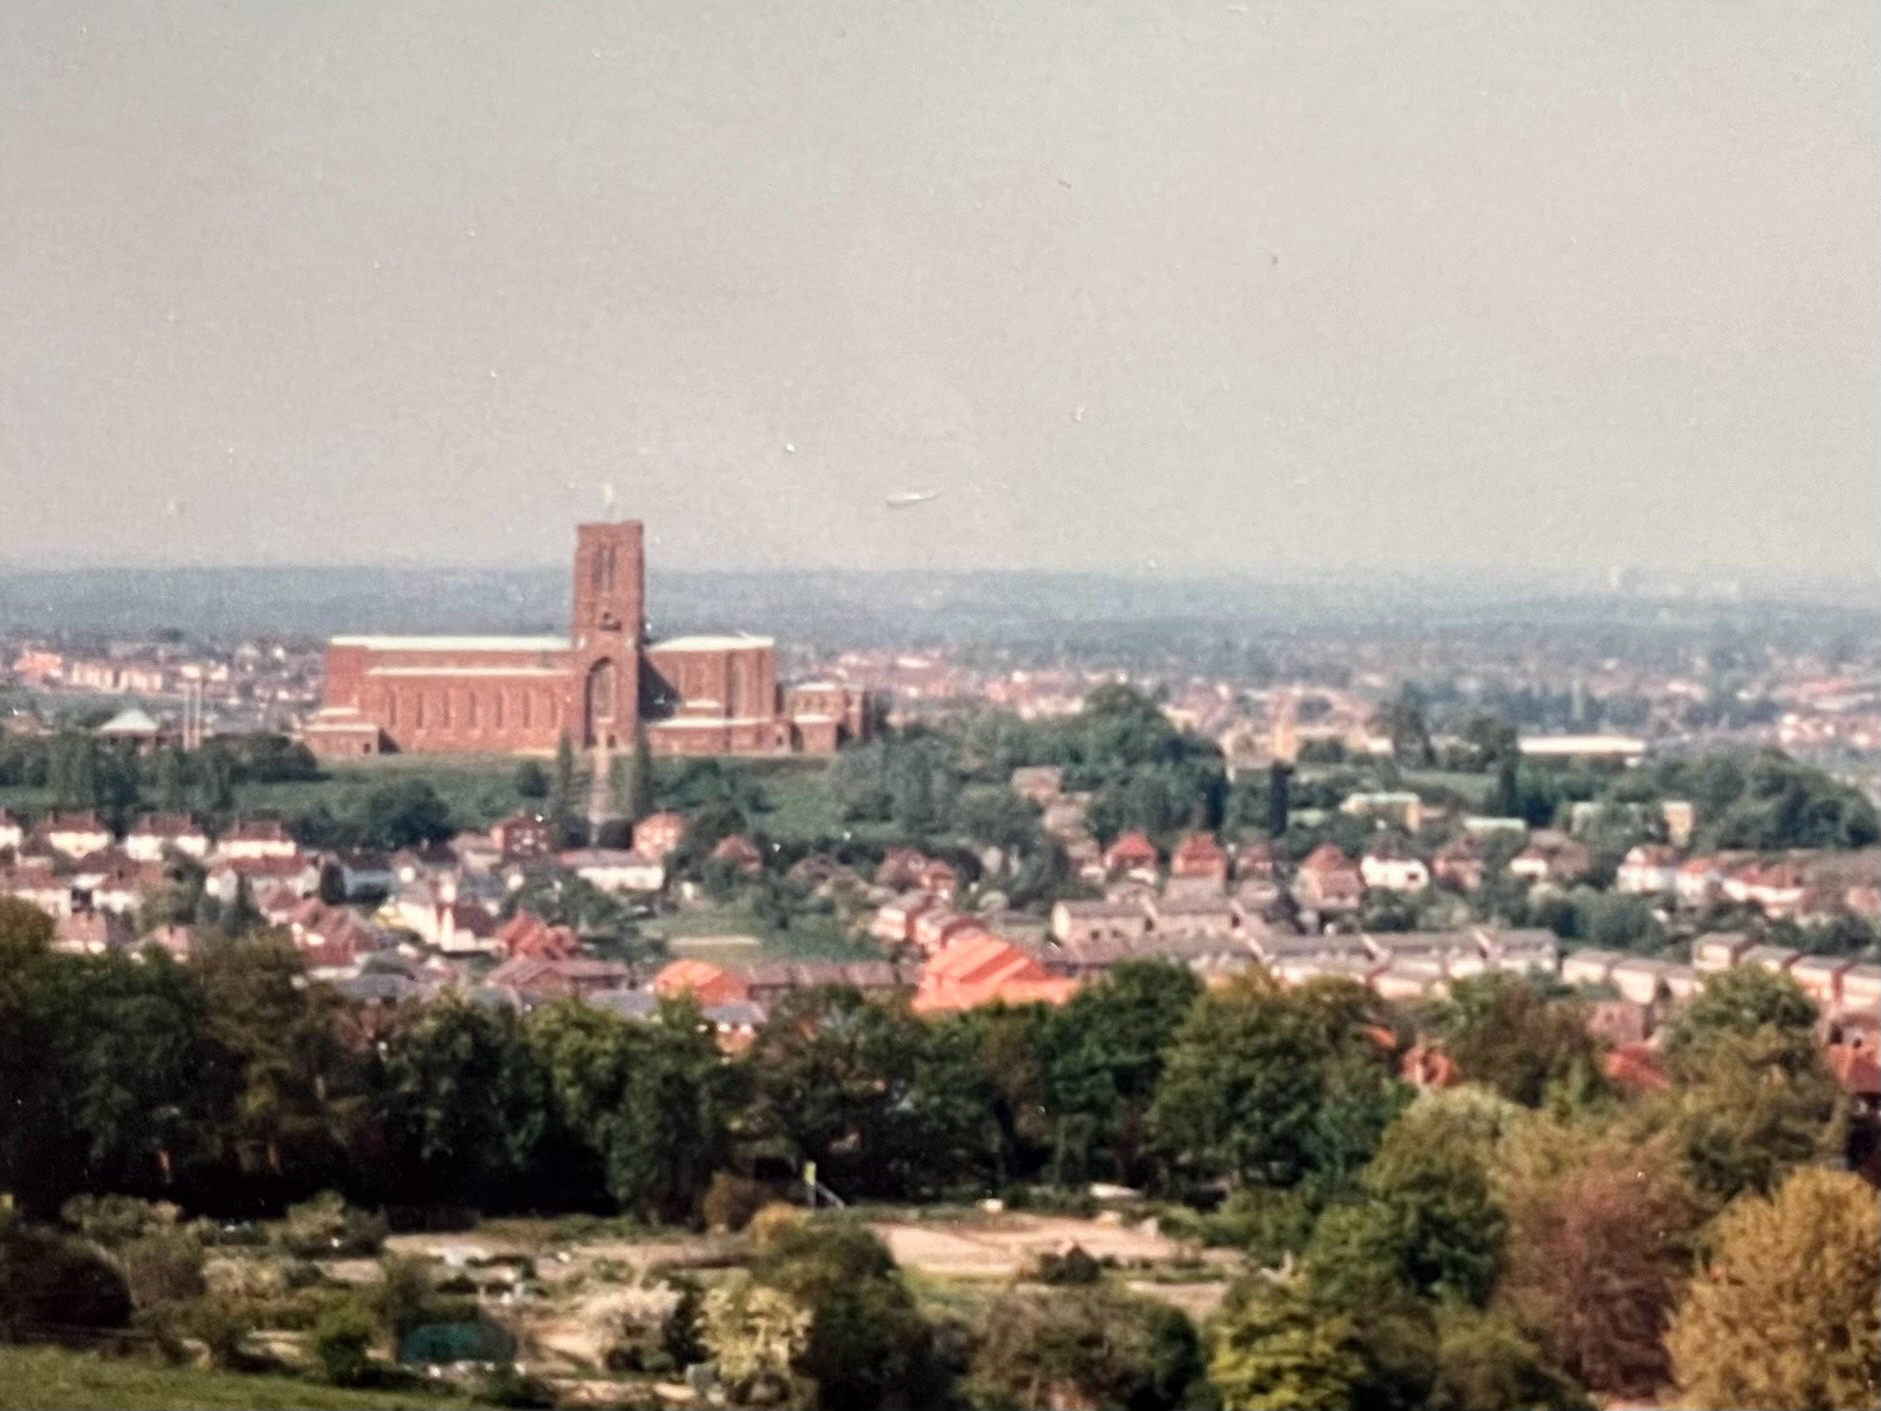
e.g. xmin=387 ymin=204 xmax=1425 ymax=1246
xmin=2 ymin=2 xmax=1875 ymax=579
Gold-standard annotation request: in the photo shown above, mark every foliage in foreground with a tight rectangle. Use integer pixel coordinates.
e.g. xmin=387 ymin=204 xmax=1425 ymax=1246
xmin=0 ymin=1344 xmax=472 ymax=1411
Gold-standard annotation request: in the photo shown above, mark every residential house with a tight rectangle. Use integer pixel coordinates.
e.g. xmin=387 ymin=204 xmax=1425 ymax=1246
xmin=1372 ymin=958 xmax=1450 ymax=1002
xmin=286 ymin=900 xmax=385 ymax=975
xmin=1432 ymin=838 xmax=1486 ymax=892
xmin=1839 ymin=963 xmax=1881 ymax=1021
xmin=1103 ymin=831 xmax=1161 ymax=884
xmin=1661 ymin=800 xmax=1696 ymax=848
xmin=1604 ymin=1041 xmax=1672 ymax=1094
xmin=975 ymin=908 xmax=1051 ymax=948
xmin=94 ymin=706 xmax=171 ymax=754
xmin=1616 ymin=845 xmax=1681 ymax=896
xmin=911 ymin=933 xmax=1078 ymax=1013
xmin=216 ymin=817 xmax=299 ymax=862
xmin=1461 ymin=816 xmax=1528 ymax=842
xmin=910 ymin=907 xmax=989 ymax=955
xmin=1737 ymin=862 xmax=1809 ymax=918
xmin=1233 ymin=840 xmax=1277 ymax=881
xmin=653 ymin=958 xmax=754 ymax=1007
xmin=432 ymin=902 xmax=502 ymax=955
xmin=1252 ymin=933 xmax=1375 ymax=968
xmin=871 ymin=891 xmax=938 ymax=947
xmin=391 ymin=844 xmax=460 ymax=886
xmin=333 ymin=850 xmax=397 ymax=899
xmin=710 ymin=834 xmax=765 ymax=875
xmin=1042 ymin=798 xmax=1089 ymax=838
xmin=1741 ymin=944 xmax=1803 ymax=977
xmin=561 ymin=847 xmax=666 ymax=894
xmin=740 ymin=961 xmax=909 ymax=1006
xmin=632 ymin=811 xmax=689 ymax=860
xmin=487 ymin=955 xmax=633 ymax=1003
xmin=1362 ymin=931 xmax=1485 ymax=979
xmin=1293 ymin=843 xmax=1365 ymax=914
xmin=139 ymin=924 xmax=195 ymax=962
xmin=1609 ymin=957 xmax=1700 ymax=1008
xmin=1360 ymin=836 xmax=1430 ymax=894
xmin=42 ymin=811 xmax=112 ymax=859
xmin=1009 ymin=766 xmax=1064 ymax=805
xmin=1269 ymin=952 xmax=1384 ymax=989
xmin=701 ymin=1001 xmax=768 ymax=1054
xmin=88 ymin=859 xmax=165 ymax=916
xmin=1050 ymin=898 xmax=1154 ymax=945
xmin=52 ymin=908 xmax=129 ymax=955
xmin=123 ymin=812 xmax=210 ymax=862
xmin=495 ymin=912 xmax=580 ymax=961
xmin=1509 ymin=834 xmax=1593 ymax=886
xmin=1675 ymin=857 xmax=1725 ymax=910
xmin=204 ymin=855 xmax=321 ymax=905
xmin=1169 ymin=832 xmax=1231 ymax=885
xmin=1401 ymin=1038 xmax=1461 ymax=1089
xmin=1691 ymin=931 xmax=1756 ymax=975
xmin=1586 ymin=1000 xmax=1657 ymax=1048
xmin=876 ymin=847 xmax=934 ymax=891
xmin=1790 ymin=954 xmax=1858 ymax=1010
xmin=1341 ymin=790 xmax=1424 ymax=832
xmin=1148 ymin=892 xmax=1240 ymax=941
xmin=1476 ymin=927 xmax=1559 ymax=975
xmin=491 ymin=812 xmax=555 ymax=860
xmin=1 ymin=861 xmax=72 ymax=917
xmin=1560 ymin=948 xmax=1628 ymax=989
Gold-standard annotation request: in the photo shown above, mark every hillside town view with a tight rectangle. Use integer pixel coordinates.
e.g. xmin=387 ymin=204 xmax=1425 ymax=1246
xmin=1 ymin=519 xmax=1876 ymax=1411
xmin=2 ymin=3 xmax=1876 ymax=1410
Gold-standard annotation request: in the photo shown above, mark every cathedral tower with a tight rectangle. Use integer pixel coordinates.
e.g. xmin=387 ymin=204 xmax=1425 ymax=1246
xmin=570 ymin=521 xmax=645 ymax=750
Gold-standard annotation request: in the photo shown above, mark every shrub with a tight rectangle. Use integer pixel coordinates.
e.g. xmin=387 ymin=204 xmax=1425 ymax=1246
xmin=118 ymin=1228 xmax=207 ymax=1311
xmin=61 ymin=1195 xmax=182 ymax=1249
xmin=0 ymin=1218 xmax=133 ymax=1335
xmin=181 ymin=1295 xmax=255 ymax=1370
xmin=662 ymin=1274 xmax=707 ymax=1369
xmin=702 ymin=1173 xmax=769 ymax=1233
xmin=474 ymin=1365 xmax=558 ymax=1408
xmin=311 ymin=1296 xmax=377 ymax=1387
xmin=1032 ymin=1244 xmax=1103 ymax=1286
xmin=275 ymin=1192 xmax=388 ymax=1259
xmin=747 ymin=1202 xmax=809 ymax=1252
xmin=370 ymin=1255 xmax=436 ymax=1340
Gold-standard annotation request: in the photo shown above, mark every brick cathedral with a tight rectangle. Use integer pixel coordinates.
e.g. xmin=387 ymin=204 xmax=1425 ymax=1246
xmin=304 ymin=521 xmax=868 ymax=758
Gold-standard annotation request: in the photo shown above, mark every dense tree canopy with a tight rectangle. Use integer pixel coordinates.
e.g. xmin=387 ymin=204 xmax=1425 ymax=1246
xmin=1667 ymin=1166 xmax=1880 ymax=1411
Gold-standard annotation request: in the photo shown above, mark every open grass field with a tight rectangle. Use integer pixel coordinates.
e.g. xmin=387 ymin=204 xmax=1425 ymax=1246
xmin=648 ymin=899 xmax=878 ymax=961
xmin=0 ymin=1346 xmax=473 ymax=1411
xmin=244 ymin=754 xmax=534 ymax=831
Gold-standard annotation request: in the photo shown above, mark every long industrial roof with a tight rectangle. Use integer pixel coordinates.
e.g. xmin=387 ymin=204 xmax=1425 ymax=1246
xmin=331 ymin=635 xmax=571 ymax=652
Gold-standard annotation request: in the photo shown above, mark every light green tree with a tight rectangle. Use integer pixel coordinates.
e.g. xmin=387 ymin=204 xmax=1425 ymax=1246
xmin=1667 ymin=1166 xmax=1880 ymax=1410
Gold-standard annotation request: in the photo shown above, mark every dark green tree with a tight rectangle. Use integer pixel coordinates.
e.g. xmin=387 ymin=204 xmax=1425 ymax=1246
xmin=374 ymin=1000 xmax=555 ymax=1210
xmin=1267 ymin=760 xmax=1293 ymax=836
xmin=528 ymin=998 xmax=733 ymax=1221
xmin=753 ymin=1221 xmax=956 ymax=1411
xmin=1040 ymin=960 xmax=1202 ymax=1186
xmin=1150 ymin=974 xmax=1334 ymax=1188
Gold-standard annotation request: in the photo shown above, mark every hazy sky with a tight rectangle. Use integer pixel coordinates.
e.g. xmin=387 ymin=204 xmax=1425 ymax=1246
xmin=1 ymin=1 xmax=1875 ymax=578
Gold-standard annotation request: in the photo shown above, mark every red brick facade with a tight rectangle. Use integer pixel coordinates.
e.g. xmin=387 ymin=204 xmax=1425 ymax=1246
xmin=306 ymin=521 xmax=868 ymax=760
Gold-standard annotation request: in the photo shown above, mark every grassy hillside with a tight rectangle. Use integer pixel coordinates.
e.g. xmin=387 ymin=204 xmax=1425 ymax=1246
xmin=0 ymin=1346 xmax=472 ymax=1411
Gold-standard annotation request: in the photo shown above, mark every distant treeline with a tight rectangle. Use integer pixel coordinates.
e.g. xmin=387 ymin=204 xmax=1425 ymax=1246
xmin=2 ymin=566 xmax=1873 ymax=664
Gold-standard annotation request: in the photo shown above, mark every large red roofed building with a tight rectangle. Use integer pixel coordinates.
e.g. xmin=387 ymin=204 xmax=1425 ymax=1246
xmin=305 ymin=520 xmax=870 ymax=759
